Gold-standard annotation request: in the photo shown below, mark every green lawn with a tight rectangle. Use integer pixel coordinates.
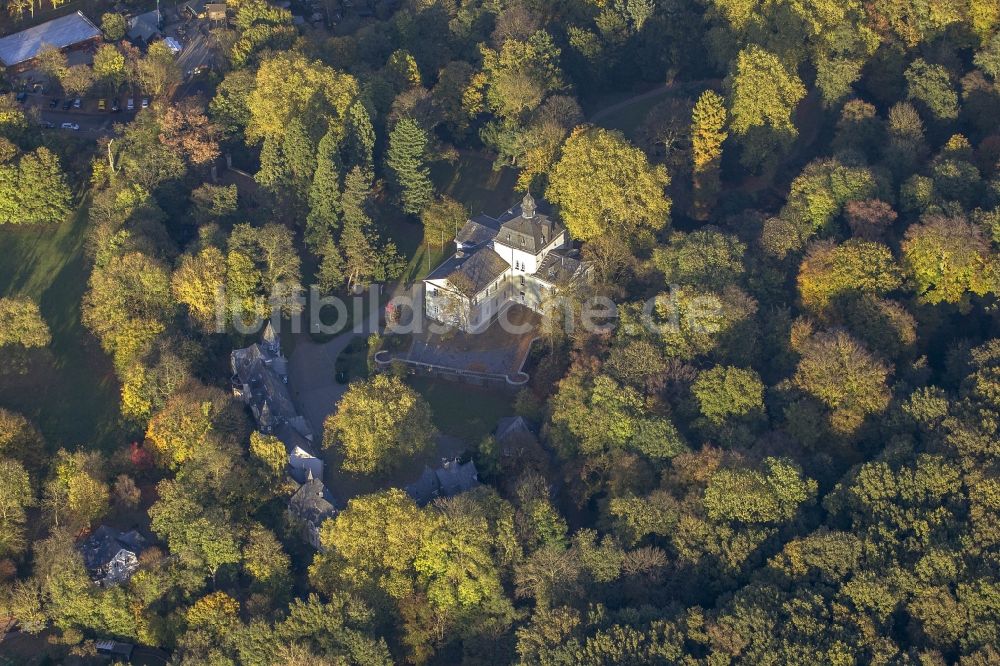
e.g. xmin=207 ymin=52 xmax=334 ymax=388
xmin=0 ymin=203 xmax=125 ymax=452
xmin=408 ymin=376 xmax=513 ymax=443
xmin=430 ymin=152 xmax=520 ymax=216
xmin=593 ymin=90 xmax=675 ymax=141
xmin=382 ymin=151 xmax=519 ymax=285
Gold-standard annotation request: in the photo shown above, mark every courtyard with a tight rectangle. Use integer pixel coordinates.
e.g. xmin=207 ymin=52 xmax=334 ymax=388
xmin=382 ymin=304 xmax=540 ymax=379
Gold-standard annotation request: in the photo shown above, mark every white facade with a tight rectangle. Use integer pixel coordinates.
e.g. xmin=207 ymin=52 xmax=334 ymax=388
xmin=423 ymin=194 xmax=582 ymax=332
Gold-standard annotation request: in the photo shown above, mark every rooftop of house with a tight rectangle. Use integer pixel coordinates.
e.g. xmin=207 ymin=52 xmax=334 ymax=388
xmin=493 ymin=193 xmax=563 ymax=254
xmin=451 ymin=192 xmax=562 ymax=256
xmin=232 ymin=324 xmax=307 ymax=437
xmin=428 ymin=193 xmax=567 ymax=296
xmin=288 ymin=445 xmax=324 ymax=484
xmin=95 ymin=640 xmax=134 ymax=657
xmin=0 ymin=11 xmax=101 ymax=67
xmin=426 ymin=247 xmax=511 ymax=297
xmin=456 ymin=214 xmax=503 ymax=247
xmin=405 ymin=458 xmax=480 ymax=505
xmin=494 ymin=415 xmax=534 ymax=442
xmin=289 ymin=478 xmax=337 ymax=526
xmin=404 ymin=466 xmax=439 ymax=505
xmin=127 ymin=10 xmax=161 ymax=43
xmin=533 ymin=247 xmax=587 ymax=287
xmin=79 ymin=526 xmax=146 ymax=572
xmin=436 ymin=458 xmax=480 ymax=496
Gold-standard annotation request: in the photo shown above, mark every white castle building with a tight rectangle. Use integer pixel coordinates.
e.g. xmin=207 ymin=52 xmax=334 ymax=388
xmin=422 ymin=193 xmax=589 ymax=332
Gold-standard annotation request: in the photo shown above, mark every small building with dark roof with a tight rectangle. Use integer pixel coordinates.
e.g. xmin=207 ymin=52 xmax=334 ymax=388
xmin=127 ymin=10 xmax=162 ymax=44
xmin=183 ymin=0 xmax=207 ymax=18
xmin=78 ymin=526 xmax=147 ymax=586
xmin=205 ymin=3 xmax=228 ymax=20
xmin=288 ymin=477 xmax=337 ymax=549
xmin=404 ymin=458 xmax=480 ymax=505
xmin=494 ymin=416 xmax=533 ymax=443
xmin=95 ymin=640 xmax=134 ymax=660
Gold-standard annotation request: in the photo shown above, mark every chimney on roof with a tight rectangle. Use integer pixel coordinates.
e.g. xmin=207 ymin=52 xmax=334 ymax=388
xmin=522 ymin=191 xmax=536 ymax=219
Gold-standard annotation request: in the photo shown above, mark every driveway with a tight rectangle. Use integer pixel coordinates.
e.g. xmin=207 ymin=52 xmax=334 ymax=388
xmin=287 ymin=331 xmax=359 ymax=439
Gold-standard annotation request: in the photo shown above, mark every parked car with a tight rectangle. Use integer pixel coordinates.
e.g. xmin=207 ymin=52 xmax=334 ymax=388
xmin=126 ymin=97 xmax=134 ymax=111
xmin=112 ymin=99 xmax=121 ymax=112
xmin=14 ymin=92 xmax=26 ymax=102
xmin=98 ymin=99 xmax=106 ymax=111
xmin=48 ymin=98 xmax=59 ymax=108
xmin=141 ymin=97 xmax=149 ymax=109
xmin=39 ymin=121 xmax=55 ymax=129
xmin=61 ymin=99 xmax=73 ymax=110
xmin=60 ymin=122 xmax=79 ymax=131
xmin=73 ymin=98 xmax=81 ymax=109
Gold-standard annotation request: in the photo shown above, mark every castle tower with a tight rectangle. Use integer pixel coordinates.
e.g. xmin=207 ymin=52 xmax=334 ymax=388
xmin=521 ymin=191 xmax=536 ymax=219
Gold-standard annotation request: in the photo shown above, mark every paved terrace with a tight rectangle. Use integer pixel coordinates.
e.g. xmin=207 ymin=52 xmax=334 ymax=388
xmin=384 ymin=304 xmax=540 ymax=377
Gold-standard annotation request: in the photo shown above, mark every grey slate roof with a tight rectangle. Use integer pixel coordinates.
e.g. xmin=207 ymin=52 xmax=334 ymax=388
xmin=435 ymin=459 xmax=479 ymax=496
xmin=404 ymin=466 xmax=439 ymax=505
xmin=232 ymin=325 xmax=316 ymax=458
xmin=493 ymin=195 xmax=563 ymax=254
xmin=127 ymin=10 xmax=161 ymax=43
xmin=404 ymin=458 xmax=480 ymax=505
xmin=533 ymin=248 xmax=587 ymax=287
xmin=0 ymin=11 xmax=101 ymax=67
xmin=426 ymin=247 xmax=510 ymax=296
xmin=184 ymin=0 xmax=207 ymax=16
xmin=288 ymin=445 xmax=324 ymax=485
xmin=456 ymin=214 xmax=502 ymax=247
xmin=494 ymin=416 xmax=533 ymax=442
xmin=289 ymin=478 xmax=337 ymax=526
xmin=453 ymin=248 xmax=509 ymax=295
xmin=79 ymin=526 xmax=146 ymax=572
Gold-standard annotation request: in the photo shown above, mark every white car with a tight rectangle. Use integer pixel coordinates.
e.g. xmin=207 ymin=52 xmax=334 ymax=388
xmin=60 ymin=122 xmax=79 ymax=131
xmin=141 ymin=97 xmax=149 ymax=109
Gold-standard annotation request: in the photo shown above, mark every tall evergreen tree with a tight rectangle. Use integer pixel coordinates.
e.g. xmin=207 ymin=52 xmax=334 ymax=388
xmin=386 ymin=118 xmax=434 ymax=215
xmin=343 ymin=101 xmax=375 ymax=172
xmin=282 ymin=119 xmax=316 ymax=216
xmin=340 ymin=167 xmax=404 ymax=289
xmin=306 ymin=128 xmax=344 ymax=253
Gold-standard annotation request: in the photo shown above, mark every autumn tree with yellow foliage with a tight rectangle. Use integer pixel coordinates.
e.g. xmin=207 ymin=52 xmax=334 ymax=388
xmin=690 ymin=90 xmax=727 ymax=220
xmin=323 ymin=375 xmax=435 ymax=474
xmin=547 ymin=127 xmax=671 ymax=243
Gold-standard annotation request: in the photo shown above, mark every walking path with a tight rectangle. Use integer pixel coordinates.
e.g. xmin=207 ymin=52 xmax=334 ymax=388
xmin=588 ymin=83 xmax=672 ymax=124
xmin=587 ymin=78 xmax=721 ymax=124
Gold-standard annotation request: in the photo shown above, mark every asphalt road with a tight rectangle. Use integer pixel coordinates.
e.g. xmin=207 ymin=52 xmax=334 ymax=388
xmin=173 ymin=28 xmax=217 ymax=100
